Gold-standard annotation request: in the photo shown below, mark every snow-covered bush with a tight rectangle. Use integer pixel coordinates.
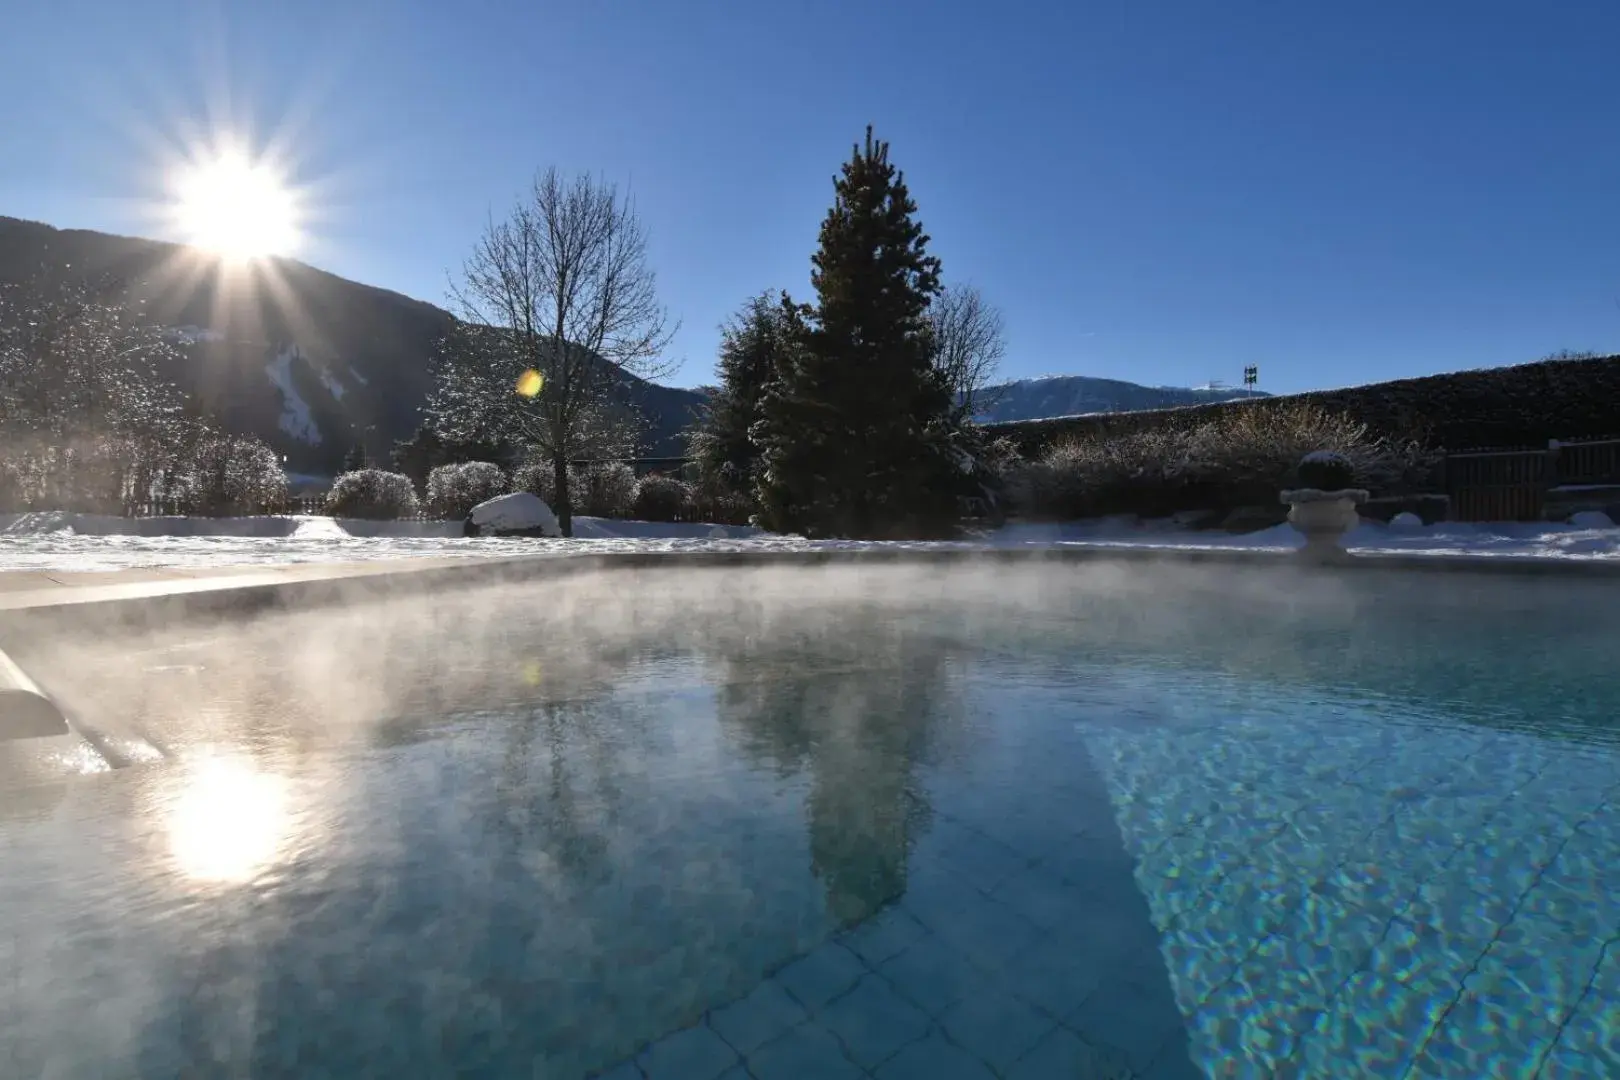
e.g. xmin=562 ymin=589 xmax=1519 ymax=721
xmin=180 ymin=435 xmax=289 ymax=516
xmin=510 ymin=460 xmax=557 ymax=505
xmin=632 ymin=473 xmax=695 ymax=522
xmin=426 ymin=461 xmax=507 ymax=520
xmin=569 ymin=461 xmax=638 ymax=519
xmin=1002 ymin=403 xmax=1439 ymax=520
xmin=326 ymin=469 xmax=420 ymax=519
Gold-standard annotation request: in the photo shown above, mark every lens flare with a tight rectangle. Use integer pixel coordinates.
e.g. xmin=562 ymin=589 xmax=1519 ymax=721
xmin=516 ymin=369 xmax=545 ymax=398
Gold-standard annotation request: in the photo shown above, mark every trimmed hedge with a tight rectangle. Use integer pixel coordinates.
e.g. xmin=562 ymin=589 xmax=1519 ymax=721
xmin=987 ymin=353 xmax=1620 ymax=456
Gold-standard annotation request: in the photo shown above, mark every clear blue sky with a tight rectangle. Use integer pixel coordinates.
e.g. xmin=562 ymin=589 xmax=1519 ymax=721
xmin=4 ymin=0 xmax=1620 ymax=394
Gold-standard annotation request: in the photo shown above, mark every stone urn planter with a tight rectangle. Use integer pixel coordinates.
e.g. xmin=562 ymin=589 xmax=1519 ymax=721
xmin=1281 ymin=452 xmax=1368 ymax=562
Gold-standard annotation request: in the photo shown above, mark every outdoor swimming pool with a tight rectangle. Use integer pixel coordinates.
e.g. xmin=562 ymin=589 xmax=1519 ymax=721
xmin=1 ymin=560 xmax=1617 ymax=1078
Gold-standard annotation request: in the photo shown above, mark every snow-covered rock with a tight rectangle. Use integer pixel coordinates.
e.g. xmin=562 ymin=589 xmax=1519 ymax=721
xmin=465 ymin=492 xmax=561 ymax=538
xmin=1569 ymin=510 xmax=1615 ymax=529
xmin=1388 ymin=511 xmax=1424 ymax=530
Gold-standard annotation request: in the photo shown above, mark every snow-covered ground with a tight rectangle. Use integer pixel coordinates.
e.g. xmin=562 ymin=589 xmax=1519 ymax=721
xmin=0 ymin=511 xmax=1617 ymax=573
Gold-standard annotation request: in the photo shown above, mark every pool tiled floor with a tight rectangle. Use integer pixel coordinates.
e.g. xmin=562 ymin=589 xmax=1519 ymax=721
xmin=597 ymin=680 xmax=1620 ymax=1080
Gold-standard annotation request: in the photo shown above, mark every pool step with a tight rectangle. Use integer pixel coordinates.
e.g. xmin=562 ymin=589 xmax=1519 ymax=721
xmin=0 ymin=647 xmax=70 ymax=741
xmin=0 ymin=645 xmax=165 ymax=771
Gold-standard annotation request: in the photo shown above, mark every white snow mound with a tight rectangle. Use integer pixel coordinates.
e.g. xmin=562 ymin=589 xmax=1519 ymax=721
xmin=469 ymin=492 xmax=561 ymax=537
xmin=292 ymin=517 xmax=351 ymax=539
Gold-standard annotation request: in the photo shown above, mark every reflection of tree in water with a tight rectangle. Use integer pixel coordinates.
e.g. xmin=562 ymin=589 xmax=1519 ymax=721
xmin=488 ymin=694 xmax=635 ymax=889
xmin=708 ymin=604 xmax=968 ymax=926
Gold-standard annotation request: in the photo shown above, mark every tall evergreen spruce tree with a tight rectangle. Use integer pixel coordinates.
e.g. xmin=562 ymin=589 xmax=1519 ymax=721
xmin=753 ymin=127 xmax=959 ymax=539
xmin=689 ymin=291 xmax=794 ymax=497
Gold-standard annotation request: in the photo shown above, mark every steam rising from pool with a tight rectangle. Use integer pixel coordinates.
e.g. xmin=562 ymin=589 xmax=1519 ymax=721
xmin=0 ymin=558 xmax=1617 ymax=1076
xmin=4 ymin=557 xmax=1608 ymax=783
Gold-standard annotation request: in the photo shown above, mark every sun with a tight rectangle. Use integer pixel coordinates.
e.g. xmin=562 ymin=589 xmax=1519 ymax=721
xmin=169 ymin=145 xmax=301 ymax=260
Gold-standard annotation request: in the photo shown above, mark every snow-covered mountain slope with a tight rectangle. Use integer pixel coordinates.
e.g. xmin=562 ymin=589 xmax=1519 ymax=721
xmin=0 ymin=216 xmax=708 ymax=473
xmin=975 ymin=374 xmax=1269 ymax=423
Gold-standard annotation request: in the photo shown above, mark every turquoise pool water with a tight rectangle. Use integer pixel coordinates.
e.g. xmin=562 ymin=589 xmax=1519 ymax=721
xmin=1 ymin=563 xmax=1617 ymax=1078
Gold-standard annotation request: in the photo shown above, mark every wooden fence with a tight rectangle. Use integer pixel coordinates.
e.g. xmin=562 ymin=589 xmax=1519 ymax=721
xmin=1445 ymin=437 xmax=1620 ymax=522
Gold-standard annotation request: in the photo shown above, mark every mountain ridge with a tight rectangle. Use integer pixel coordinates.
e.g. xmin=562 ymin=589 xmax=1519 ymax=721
xmin=1 ymin=216 xmax=1272 ymax=472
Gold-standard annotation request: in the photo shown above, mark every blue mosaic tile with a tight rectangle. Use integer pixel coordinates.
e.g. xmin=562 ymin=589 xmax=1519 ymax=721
xmin=875 ymin=935 xmax=984 ymax=1016
xmin=1068 ymin=968 xmax=1190 ymax=1073
xmin=1158 ymin=937 xmax=1248 ymax=1015
xmin=636 ymin=1024 xmax=739 ymax=1080
xmin=746 ymin=1023 xmax=864 ymax=1080
xmin=1427 ymin=840 xmax=1550 ymax=905
xmin=1296 ymin=970 xmax=1450 ymax=1077
xmin=988 ymin=865 xmax=1090 ymax=933
xmin=837 ymin=906 xmax=927 ymax=968
xmin=936 ymin=987 xmax=1054 ymax=1073
xmin=899 ymin=882 xmax=1043 ymax=977
xmin=1362 ymin=916 xmax=1485 ymax=988
xmin=1540 ymin=987 xmax=1620 ymax=1076
xmin=1004 ymin=1026 xmax=1134 ymax=1080
xmin=872 ymin=1034 xmax=996 ymax=1080
xmin=815 ymin=974 xmax=929 ymax=1069
xmin=773 ymin=944 xmax=867 ymax=1011
xmin=1241 ymin=932 xmax=1357 ymax=1015
xmin=913 ymin=818 xmax=1029 ymax=893
xmin=707 ymin=980 xmax=808 ymax=1055
xmin=998 ymin=931 xmax=1110 ymax=1020
xmin=1400 ymin=878 xmax=1518 ymax=943
xmin=1470 ymin=923 xmax=1607 ymax=1022
xmin=1405 ymin=967 xmax=1562 ymax=1079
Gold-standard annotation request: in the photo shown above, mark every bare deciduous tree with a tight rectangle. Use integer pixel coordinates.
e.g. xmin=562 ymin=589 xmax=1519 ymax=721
xmin=428 ymin=168 xmax=675 ymax=535
xmin=928 ymin=283 xmax=1006 ymax=425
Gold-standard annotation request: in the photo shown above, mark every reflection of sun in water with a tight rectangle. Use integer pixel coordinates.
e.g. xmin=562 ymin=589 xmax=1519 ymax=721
xmin=166 ymin=756 xmax=290 ymax=883
xmin=168 ymin=143 xmax=302 ymax=260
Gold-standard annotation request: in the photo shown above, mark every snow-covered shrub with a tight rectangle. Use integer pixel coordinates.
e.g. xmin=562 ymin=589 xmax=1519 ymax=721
xmin=632 ymin=473 xmax=695 ymax=522
xmin=326 ymin=469 xmax=420 ymax=519
xmin=426 ymin=461 xmax=507 ymax=520
xmin=510 ymin=460 xmax=557 ymax=505
xmin=1002 ymin=403 xmax=1440 ymax=521
xmin=1292 ymin=450 xmax=1358 ymax=492
xmin=180 ymin=435 xmax=289 ymax=516
xmin=569 ymin=461 xmax=638 ymax=519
